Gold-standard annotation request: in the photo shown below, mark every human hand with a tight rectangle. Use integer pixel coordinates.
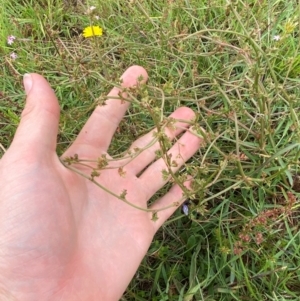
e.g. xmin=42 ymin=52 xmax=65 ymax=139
xmin=0 ymin=66 xmax=202 ymax=301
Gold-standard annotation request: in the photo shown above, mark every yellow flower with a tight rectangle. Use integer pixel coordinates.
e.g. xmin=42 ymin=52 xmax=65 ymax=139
xmin=82 ymin=26 xmax=103 ymax=38
xmin=283 ymin=19 xmax=298 ymax=34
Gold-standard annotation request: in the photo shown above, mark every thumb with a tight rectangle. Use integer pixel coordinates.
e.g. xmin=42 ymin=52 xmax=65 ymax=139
xmin=11 ymin=73 xmax=60 ymax=156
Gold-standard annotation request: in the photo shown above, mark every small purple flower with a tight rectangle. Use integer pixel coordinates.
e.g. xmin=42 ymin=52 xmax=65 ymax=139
xmin=10 ymin=52 xmax=17 ymax=60
xmin=7 ymin=35 xmax=16 ymax=45
xmin=182 ymin=203 xmax=189 ymax=216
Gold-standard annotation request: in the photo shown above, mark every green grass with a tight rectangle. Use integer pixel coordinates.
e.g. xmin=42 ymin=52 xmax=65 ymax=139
xmin=1 ymin=0 xmax=300 ymax=300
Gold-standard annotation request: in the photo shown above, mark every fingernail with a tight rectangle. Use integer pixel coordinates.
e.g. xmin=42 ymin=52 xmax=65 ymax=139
xmin=23 ymin=73 xmax=33 ymax=95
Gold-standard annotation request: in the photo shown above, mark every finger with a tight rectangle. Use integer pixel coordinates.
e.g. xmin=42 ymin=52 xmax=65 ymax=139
xmin=139 ymin=129 xmax=202 ymax=200
xmin=64 ymin=66 xmax=148 ymax=159
xmin=124 ymin=107 xmax=195 ymax=175
xmin=11 ymin=74 xmax=60 ymax=156
xmin=149 ymin=179 xmax=192 ymax=230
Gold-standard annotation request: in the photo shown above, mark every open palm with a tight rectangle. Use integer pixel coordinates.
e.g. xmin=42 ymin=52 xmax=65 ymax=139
xmin=0 ymin=66 xmax=202 ymax=301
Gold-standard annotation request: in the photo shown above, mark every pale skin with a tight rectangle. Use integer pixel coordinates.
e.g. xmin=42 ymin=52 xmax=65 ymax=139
xmin=0 ymin=66 xmax=202 ymax=300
